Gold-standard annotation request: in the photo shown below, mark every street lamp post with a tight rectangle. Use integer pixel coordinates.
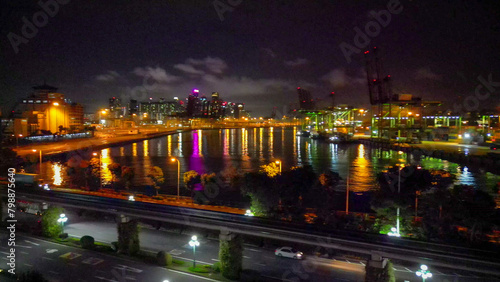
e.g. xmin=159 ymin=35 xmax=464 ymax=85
xmin=93 ymin=152 xmax=102 ymax=189
xmin=58 ymin=213 xmax=68 ymax=234
xmin=32 ymin=149 xmax=42 ymax=176
xmin=275 ymin=160 xmax=282 ymax=174
xmin=171 ymin=158 xmax=180 ymax=200
xmin=396 ymin=165 xmax=403 ymax=236
xmin=416 ymin=265 xmax=432 ymax=282
xmin=395 ymin=151 xmax=405 ymax=237
xmin=16 ymin=134 xmax=22 ymax=147
xmin=188 ymin=235 xmax=200 ymax=268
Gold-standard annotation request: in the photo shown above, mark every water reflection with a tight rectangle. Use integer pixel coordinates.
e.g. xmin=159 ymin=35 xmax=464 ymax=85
xmin=41 ymin=127 xmax=499 ymax=192
xmin=52 ymin=163 xmax=63 ymax=186
xmin=101 ymin=148 xmax=112 ymax=185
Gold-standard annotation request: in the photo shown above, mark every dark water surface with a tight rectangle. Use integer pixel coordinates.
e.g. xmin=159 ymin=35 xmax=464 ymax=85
xmin=41 ymin=127 xmax=500 ymax=193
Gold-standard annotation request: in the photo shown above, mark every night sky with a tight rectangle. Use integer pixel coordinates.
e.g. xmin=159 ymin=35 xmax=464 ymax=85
xmin=1 ymin=0 xmax=499 ymax=116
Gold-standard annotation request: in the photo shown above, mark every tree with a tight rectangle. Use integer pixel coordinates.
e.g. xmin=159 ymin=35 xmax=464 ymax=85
xmin=450 ymin=185 xmax=496 ymax=242
xmin=201 ymin=172 xmax=216 ymax=187
xmin=108 ymin=163 xmax=122 ymax=190
xmin=319 ymin=170 xmax=341 ymax=188
xmin=41 ymin=206 xmax=64 ymax=238
xmin=371 ymin=166 xmax=434 ymax=235
xmin=220 ymin=167 xmax=243 ymax=190
xmin=260 ymin=162 xmax=280 ymax=178
xmin=147 ymin=166 xmax=164 ymax=195
xmin=277 ymin=165 xmax=317 ymax=221
xmin=18 ymin=270 xmax=49 ymax=282
xmin=67 ymin=157 xmax=91 ymax=188
xmin=183 ymin=170 xmax=201 ymax=197
xmin=241 ymin=172 xmax=278 ymax=217
xmin=122 ymin=166 xmax=135 ymax=190
xmin=85 ymin=157 xmax=101 ymax=190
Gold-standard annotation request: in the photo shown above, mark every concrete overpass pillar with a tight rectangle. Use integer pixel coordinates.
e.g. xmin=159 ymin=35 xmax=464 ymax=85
xmin=117 ymin=215 xmax=140 ymax=255
xmin=365 ymin=252 xmax=393 ymax=281
xmin=118 ymin=214 xmax=130 ymax=223
xmin=218 ymin=229 xmax=242 ymax=279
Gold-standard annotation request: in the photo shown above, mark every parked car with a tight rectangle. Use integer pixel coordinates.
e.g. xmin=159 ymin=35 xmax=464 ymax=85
xmin=275 ymin=247 xmax=304 ymax=259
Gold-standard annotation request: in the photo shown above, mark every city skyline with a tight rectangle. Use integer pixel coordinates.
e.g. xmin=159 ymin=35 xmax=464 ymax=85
xmin=1 ymin=1 xmax=499 ymax=116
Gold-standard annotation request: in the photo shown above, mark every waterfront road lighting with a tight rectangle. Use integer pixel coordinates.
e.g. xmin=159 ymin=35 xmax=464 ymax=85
xmin=16 ymin=134 xmax=22 ymax=147
xmin=58 ymin=213 xmax=68 ymax=233
xmin=416 ymin=265 xmax=432 ymax=281
xmin=275 ymin=160 xmax=282 ymax=174
xmin=53 ymin=102 xmax=59 ymax=106
xmin=128 ymin=195 xmax=135 ymax=201
xmin=245 ymin=209 xmax=254 ymax=216
xmin=33 ymin=149 xmax=42 ymax=176
xmin=189 ymin=235 xmax=200 ymax=268
xmin=396 ymin=166 xmax=403 ymax=236
xmin=171 ymin=158 xmax=180 ymax=200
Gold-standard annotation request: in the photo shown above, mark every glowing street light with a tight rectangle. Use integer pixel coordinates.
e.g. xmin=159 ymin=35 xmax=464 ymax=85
xmin=32 ymin=149 xmax=42 ymax=176
xmin=188 ymin=235 xmax=200 ymax=268
xmin=16 ymin=134 xmax=22 ymax=148
xmin=128 ymin=195 xmax=135 ymax=201
xmin=396 ymin=165 xmax=403 ymax=236
xmin=57 ymin=213 xmax=68 ymax=233
xmin=388 ymin=227 xmax=400 ymax=237
xmin=53 ymin=102 xmax=59 ymax=106
xmin=171 ymin=158 xmax=180 ymax=200
xmin=416 ymin=265 xmax=432 ymax=281
xmin=275 ymin=160 xmax=282 ymax=174
xmin=245 ymin=209 xmax=254 ymax=216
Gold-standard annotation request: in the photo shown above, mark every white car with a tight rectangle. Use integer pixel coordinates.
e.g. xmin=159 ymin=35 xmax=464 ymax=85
xmin=275 ymin=247 xmax=304 ymax=259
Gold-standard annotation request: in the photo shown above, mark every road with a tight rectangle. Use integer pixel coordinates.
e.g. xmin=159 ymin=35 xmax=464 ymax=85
xmin=53 ymin=211 xmax=500 ymax=282
xmin=12 ymin=190 xmax=500 ymax=278
xmin=13 ymin=130 xmax=175 ymax=158
xmin=3 ymin=210 xmax=500 ymax=282
xmin=414 ymin=141 xmax=495 ymax=156
xmin=0 ymin=233 xmax=218 ymax=282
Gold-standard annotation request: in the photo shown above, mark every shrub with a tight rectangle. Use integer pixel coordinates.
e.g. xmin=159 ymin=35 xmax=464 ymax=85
xmin=172 ymin=259 xmax=185 ymax=265
xmin=58 ymin=233 xmax=68 ymax=239
xmin=111 ymin=241 xmax=118 ymax=252
xmin=80 ymin=235 xmax=95 ymax=249
xmin=156 ymin=251 xmax=172 ymax=266
xmin=166 ymin=253 xmax=172 ymax=266
xmin=41 ymin=207 xmax=64 ymax=238
xmin=157 ymin=251 xmax=166 ymax=265
xmin=188 ymin=266 xmax=211 ymax=273
xmin=212 ymin=262 xmax=221 ymax=273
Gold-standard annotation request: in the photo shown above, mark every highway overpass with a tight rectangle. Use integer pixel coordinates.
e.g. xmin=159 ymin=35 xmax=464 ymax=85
xmin=8 ymin=189 xmax=500 ymax=277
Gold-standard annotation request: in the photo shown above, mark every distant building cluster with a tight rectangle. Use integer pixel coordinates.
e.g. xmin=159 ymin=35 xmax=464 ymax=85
xmin=5 ymin=84 xmax=85 ymax=137
xmin=94 ymin=88 xmax=248 ymax=126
